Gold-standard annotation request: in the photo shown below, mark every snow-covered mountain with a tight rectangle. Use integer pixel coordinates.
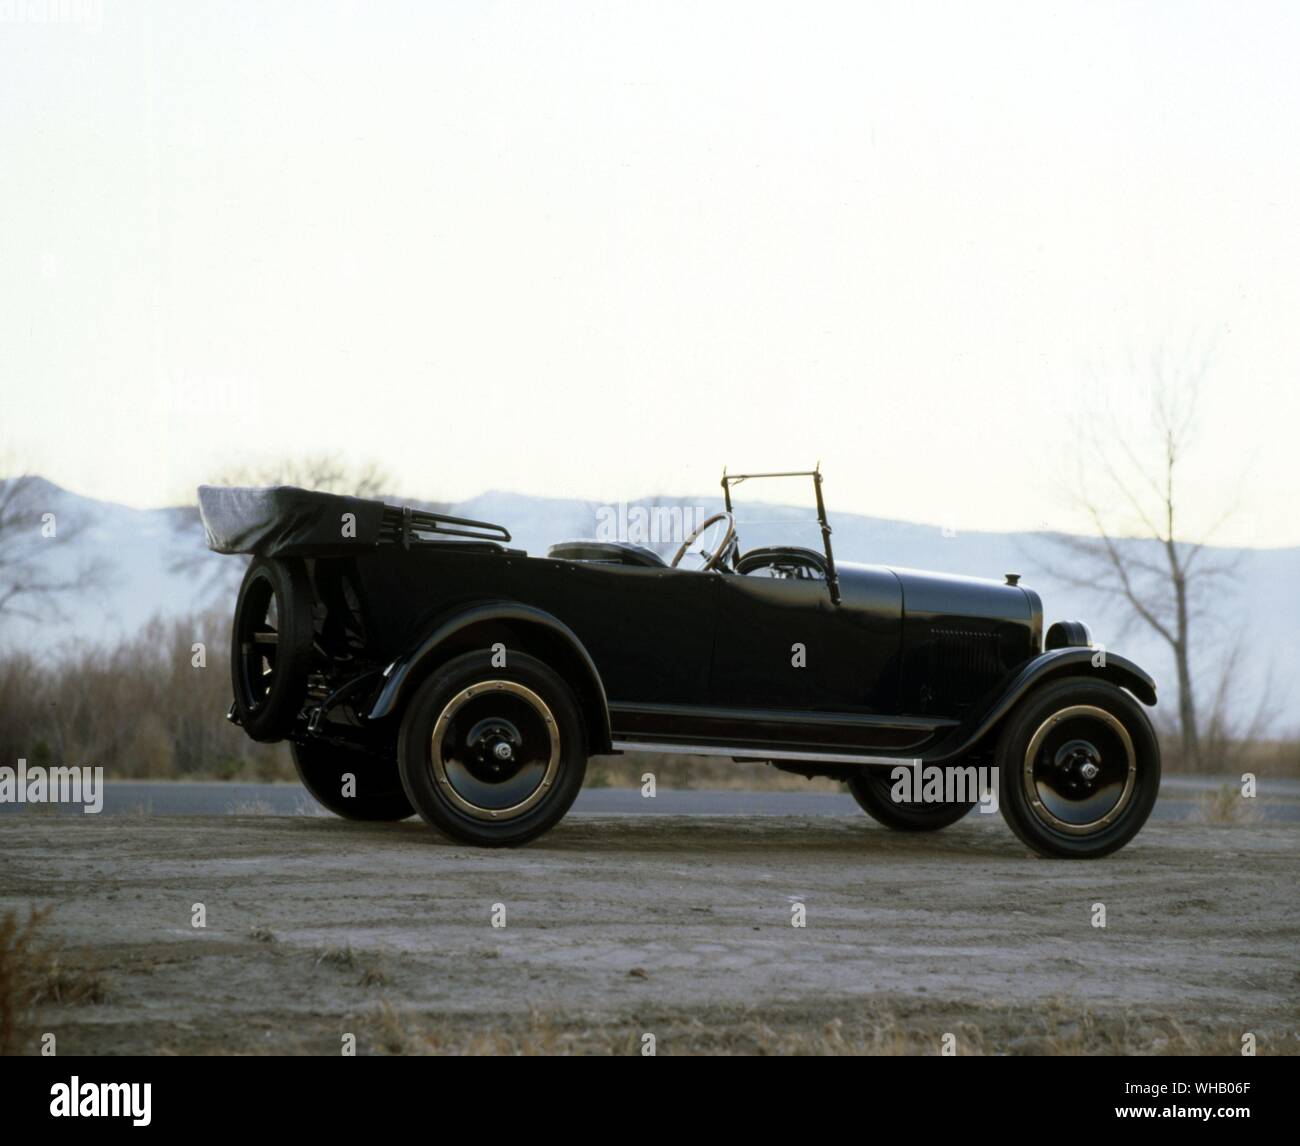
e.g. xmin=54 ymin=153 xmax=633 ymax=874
xmin=3 ymin=477 xmax=1296 ymax=734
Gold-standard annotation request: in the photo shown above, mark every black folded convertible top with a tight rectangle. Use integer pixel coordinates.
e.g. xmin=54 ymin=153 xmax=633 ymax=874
xmin=198 ymin=485 xmax=511 ymax=557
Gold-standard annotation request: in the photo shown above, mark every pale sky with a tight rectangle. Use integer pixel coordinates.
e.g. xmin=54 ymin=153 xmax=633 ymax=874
xmin=2 ymin=1 xmax=1297 ymax=545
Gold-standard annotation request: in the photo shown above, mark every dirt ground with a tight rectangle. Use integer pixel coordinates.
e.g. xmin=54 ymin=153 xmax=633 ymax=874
xmin=2 ymin=812 xmax=1297 ymax=1055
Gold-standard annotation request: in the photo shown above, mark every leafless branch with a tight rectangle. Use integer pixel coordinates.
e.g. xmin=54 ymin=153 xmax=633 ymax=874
xmin=0 ymin=469 xmax=109 ymax=626
xmin=1029 ymin=345 xmax=1247 ymax=767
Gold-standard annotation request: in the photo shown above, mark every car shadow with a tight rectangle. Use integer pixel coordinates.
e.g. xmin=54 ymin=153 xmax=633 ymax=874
xmin=284 ymin=811 xmax=1029 ymax=861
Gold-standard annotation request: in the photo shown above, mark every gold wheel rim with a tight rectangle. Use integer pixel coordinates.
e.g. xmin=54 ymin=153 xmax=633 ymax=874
xmin=1022 ymin=704 xmax=1137 ymax=836
xmin=430 ymin=680 xmax=560 ymax=822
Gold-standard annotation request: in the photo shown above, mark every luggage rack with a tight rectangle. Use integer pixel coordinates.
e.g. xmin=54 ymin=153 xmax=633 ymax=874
xmin=378 ymin=504 xmax=512 ymax=549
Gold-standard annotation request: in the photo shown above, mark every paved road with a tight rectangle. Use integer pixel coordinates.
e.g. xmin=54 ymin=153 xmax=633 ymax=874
xmin=2 ymin=776 xmax=1296 ymax=820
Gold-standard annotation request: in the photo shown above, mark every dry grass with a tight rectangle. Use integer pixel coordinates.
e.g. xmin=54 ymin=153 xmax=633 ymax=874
xmin=0 ymin=610 xmax=291 ymax=783
xmin=354 ymin=998 xmax=1298 ymax=1056
xmin=314 ymin=944 xmax=392 ymax=988
xmin=358 ymin=962 xmax=393 ymax=989
xmin=0 ymin=907 xmax=108 ymax=1056
xmin=368 ymin=1003 xmax=641 ymax=1056
xmin=0 ymin=907 xmax=48 ymax=1056
xmin=1189 ymin=784 xmax=1265 ymax=825
xmin=314 ymin=945 xmax=358 ymax=969
xmin=34 ymin=954 xmax=110 ymax=1006
xmin=744 ymin=1015 xmax=951 ymax=1055
xmin=227 ymin=800 xmax=277 ymax=816
xmin=1160 ymin=734 xmax=1300 ymax=779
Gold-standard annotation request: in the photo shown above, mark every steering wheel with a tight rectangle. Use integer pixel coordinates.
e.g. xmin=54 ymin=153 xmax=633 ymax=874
xmin=670 ymin=511 xmax=737 ymax=571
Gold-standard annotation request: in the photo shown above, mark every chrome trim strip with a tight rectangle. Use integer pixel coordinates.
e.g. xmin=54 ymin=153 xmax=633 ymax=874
xmin=610 ymin=739 xmax=919 ymax=767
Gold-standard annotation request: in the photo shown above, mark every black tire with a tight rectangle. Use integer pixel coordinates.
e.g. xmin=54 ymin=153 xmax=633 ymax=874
xmin=291 ymin=740 xmax=415 ymax=821
xmin=847 ymin=768 xmax=977 ymax=831
xmin=397 ymin=650 xmax=588 ymax=846
xmin=997 ymin=678 xmax=1160 ymax=859
xmin=230 ymin=557 xmax=314 ymax=741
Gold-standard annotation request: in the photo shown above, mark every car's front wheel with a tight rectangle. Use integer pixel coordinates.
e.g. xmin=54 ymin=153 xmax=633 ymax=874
xmin=396 ymin=650 xmax=588 ymax=846
xmin=847 ymin=768 xmax=977 ymax=831
xmin=996 ymin=678 xmax=1160 ymax=858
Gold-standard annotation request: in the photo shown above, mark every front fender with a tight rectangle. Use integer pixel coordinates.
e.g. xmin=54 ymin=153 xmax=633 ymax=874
xmin=1009 ymin=647 xmax=1157 ymax=706
xmin=927 ymin=647 xmax=1157 ymax=764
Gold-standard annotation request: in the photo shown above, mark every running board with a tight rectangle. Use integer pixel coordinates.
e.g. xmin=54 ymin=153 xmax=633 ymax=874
xmin=609 ymin=739 xmax=919 ymax=767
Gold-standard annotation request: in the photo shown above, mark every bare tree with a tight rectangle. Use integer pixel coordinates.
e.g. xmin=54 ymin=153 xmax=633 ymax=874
xmin=209 ymin=454 xmax=393 ymax=499
xmin=1197 ymin=638 xmax=1280 ymax=773
xmin=1036 ymin=350 xmax=1242 ymax=768
xmin=0 ymin=470 xmax=107 ymax=624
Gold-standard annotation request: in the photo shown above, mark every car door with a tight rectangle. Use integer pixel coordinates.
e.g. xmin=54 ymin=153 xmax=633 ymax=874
xmin=709 ymin=564 xmax=903 ymax=726
xmin=536 ymin=560 xmax=720 ymax=712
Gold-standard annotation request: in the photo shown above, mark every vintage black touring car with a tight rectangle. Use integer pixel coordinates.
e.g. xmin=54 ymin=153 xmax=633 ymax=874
xmin=200 ymin=469 xmax=1160 ymax=858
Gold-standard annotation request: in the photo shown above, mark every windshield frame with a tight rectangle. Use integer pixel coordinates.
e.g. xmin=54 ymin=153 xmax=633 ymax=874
xmin=719 ymin=466 xmax=842 ymax=605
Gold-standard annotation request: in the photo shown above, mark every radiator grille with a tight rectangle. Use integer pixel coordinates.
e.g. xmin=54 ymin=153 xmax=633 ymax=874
xmin=928 ymin=627 xmax=1002 ymax=700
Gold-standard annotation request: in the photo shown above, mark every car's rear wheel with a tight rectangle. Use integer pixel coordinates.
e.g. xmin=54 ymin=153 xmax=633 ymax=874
xmin=230 ymin=557 xmax=314 ymax=741
xmin=291 ymin=740 xmax=414 ymax=821
xmin=396 ymin=650 xmax=588 ymax=846
xmin=996 ymin=678 xmax=1159 ymax=858
xmin=847 ymin=768 xmax=977 ymax=831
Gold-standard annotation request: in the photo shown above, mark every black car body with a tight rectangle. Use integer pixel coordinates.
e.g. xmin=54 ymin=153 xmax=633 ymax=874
xmin=200 ymin=469 xmax=1161 ymax=857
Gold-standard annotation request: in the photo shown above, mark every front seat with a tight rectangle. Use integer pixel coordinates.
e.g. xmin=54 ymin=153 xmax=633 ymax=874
xmin=546 ymin=539 xmax=666 ymax=567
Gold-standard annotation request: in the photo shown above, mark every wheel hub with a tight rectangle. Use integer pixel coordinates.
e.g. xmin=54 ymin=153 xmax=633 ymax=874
xmin=464 ymin=718 xmax=524 ymax=781
xmin=1023 ymin=705 xmax=1137 ymax=835
xmin=430 ymin=681 xmax=561 ymax=822
xmin=1053 ymin=738 xmax=1103 ymax=792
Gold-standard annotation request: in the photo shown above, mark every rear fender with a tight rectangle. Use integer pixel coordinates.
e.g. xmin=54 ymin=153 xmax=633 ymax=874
xmin=363 ymin=601 xmax=611 ymax=751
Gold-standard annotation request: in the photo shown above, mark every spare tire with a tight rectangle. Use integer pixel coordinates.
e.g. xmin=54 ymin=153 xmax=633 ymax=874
xmin=230 ymin=556 xmax=314 ymax=741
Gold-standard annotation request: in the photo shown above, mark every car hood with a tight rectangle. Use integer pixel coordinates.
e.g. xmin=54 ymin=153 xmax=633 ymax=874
xmin=836 ymin=561 xmax=1042 ymax=637
xmin=891 ymin=564 xmax=1044 ymax=654
xmin=887 ymin=565 xmax=1034 ymax=615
